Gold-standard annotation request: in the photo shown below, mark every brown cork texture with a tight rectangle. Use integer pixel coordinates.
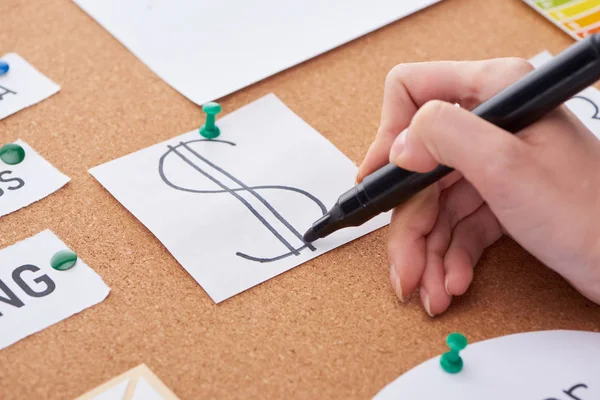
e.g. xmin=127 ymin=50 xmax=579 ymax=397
xmin=1 ymin=0 xmax=599 ymax=399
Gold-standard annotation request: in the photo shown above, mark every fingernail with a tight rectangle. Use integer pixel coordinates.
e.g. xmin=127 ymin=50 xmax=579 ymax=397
xmin=356 ymin=143 xmax=377 ymax=182
xmin=444 ymin=276 xmax=451 ymax=296
xmin=420 ymin=289 xmax=434 ymax=317
xmin=389 ymin=129 xmax=407 ymax=162
xmin=390 ymin=264 xmax=404 ymax=302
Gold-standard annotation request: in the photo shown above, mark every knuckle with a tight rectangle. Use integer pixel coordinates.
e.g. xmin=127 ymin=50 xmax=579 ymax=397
xmin=466 ymin=58 xmax=534 ymax=107
xmin=411 ymin=100 xmax=452 ymax=130
xmin=410 ymin=100 xmax=454 ymax=164
xmin=385 ymin=64 xmax=409 ymax=85
xmin=375 ymin=124 xmax=396 ymax=141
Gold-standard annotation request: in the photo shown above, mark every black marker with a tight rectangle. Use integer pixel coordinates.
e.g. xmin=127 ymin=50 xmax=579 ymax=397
xmin=303 ymin=33 xmax=600 ymax=243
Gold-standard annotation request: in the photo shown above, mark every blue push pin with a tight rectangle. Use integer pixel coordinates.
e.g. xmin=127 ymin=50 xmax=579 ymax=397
xmin=0 ymin=60 xmax=9 ymax=77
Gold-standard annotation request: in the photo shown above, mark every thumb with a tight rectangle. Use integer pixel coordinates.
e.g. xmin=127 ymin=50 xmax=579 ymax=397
xmin=389 ymin=100 xmax=531 ymax=199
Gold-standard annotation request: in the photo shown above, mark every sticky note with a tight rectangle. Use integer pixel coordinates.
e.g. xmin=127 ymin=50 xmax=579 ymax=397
xmin=74 ymin=0 xmax=443 ymax=105
xmin=0 ymin=230 xmax=110 ymax=350
xmin=374 ymin=330 xmax=600 ymax=399
xmin=0 ymin=139 xmax=70 ymax=218
xmin=90 ymin=94 xmax=390 ymax=303
xmin=0 ymin=53 xmax=60 ymax=120
xmin=76 ymin=364 xmax=179 ymax=400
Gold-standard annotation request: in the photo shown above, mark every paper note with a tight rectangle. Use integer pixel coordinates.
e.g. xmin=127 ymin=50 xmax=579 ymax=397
xmin=0 ymin=139 xmax=70 ymax=217
xmin=91 ymin=380 xmax=130 ymax=400
xmin=0 ymin=53 xmax=60 ymax=120
xmin=77 ymin=364 xmax=179 ymax=400
xmin=530 ymin=50 xmax=600 ymax=140
xmin=374 ymin=330 xmax=600 ymax=399
xmin=90 ymin=94 xmax=389 ymax=303
xmin=130 ymin=378 xmax=164 ymax=400
xmin=74 ymin=0 xmax=442 ymax=105
xmin=0 ymin=230 xmax=110 ymax=350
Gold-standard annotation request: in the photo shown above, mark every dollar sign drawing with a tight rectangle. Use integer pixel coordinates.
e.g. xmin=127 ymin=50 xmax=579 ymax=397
xmin=158 ymin=139 xmax=326 ymax=263
xmin=568 ymin=95 xmax=600 ymax=120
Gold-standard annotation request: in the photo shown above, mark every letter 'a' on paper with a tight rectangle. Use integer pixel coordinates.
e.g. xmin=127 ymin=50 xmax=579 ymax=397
xmin=0 ymin=139 xmax=70 ymax=218
xmin=0 ymin=53 xmax=60 ymax=120
xmin=90 ymin=94 xmax=390 ymax=303
xmin=0 ymin=230 xmax=110 ymax=350
xmin=73 ymin=0 xmax=443 ymax=105
xmin=373 ymin=330 xmax=600 ymax=399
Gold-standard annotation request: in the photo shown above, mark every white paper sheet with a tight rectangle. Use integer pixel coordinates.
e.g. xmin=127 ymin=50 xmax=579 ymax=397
xmin=374 ymin=330 xmax=600 ymax=399
xmin=0 ymin=230 xmax=110 ymax=350
xmin=0 ymin=53 xmax=60 ymax=120
xmin=0 ymin=139 xmax=70 ymax=217
xmin=91 ymin=380 xmax=130 ymax=400
xmin=90 ymin=94 xmax=389 ymax=303
xmin=131 ymin=377 xmax=164 ymax=400
xmin=77 ymin=365 xmax=179 ymax=400
xmin=74 ymin=0 xmax=442 ymax=105
xmin=530 ymin=50 xmax=600 ymax=140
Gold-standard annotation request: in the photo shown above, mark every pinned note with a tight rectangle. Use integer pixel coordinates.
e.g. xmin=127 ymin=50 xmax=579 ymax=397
xmin=0 ymin=53 xmax=60 ymax=120
xmin=374 ymin=330 xmax=600 ymax=399
xmin=90 ymin=94 xmax=390 ymax=303
xmin=74 ymin=0 xmax=442 ymax=105
xmin=0 ymin=230 xmax=110 ymax=350
xmin=76 ymin=364 xmax=179 ymax=400
xmin=0 ymin=139 xmax=70 ymax=218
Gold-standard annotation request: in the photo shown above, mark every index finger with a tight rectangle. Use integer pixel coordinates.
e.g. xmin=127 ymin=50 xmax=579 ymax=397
xmin=356 ymin=58 xmax=534 ymax=182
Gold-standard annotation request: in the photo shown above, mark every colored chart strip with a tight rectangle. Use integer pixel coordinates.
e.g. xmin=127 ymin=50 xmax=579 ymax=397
xmin=578 ymin=23 xmax=600 ymax=36
xmin=550 ymin=0 xmax=600 ymax=19
xmin=524 ymin=0 xmax=600 ymax=40
xmin=535 ymin=0 xmax=579 ymax=9
xmin=564 ymin=8 xmax=600 ymax=29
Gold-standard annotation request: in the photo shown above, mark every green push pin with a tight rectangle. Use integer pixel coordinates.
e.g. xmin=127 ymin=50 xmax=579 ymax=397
xmin=440 ymin=333 xmax=467 ymax=374
xmin=199 ymin=102 xmax=222 ymax=139
xmin=50 ymin=250 xmax=78 ymax=271
xmin=0 ymin=143 xmax=25 ymax=165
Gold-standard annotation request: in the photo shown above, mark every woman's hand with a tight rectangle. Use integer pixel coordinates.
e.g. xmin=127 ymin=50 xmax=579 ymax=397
xmin=358 ymin=58 xmax=600 ymax=316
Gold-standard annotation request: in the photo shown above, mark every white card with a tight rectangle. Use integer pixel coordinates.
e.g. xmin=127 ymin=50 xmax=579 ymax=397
xmin=91 ymin=380 xmax=130 ymax=400
xmin=374 ymin=330 xmax=600 ymax=399
xmin=74 ymin=0 xmax=442 ymax=105
xmin=0 ymin=230 xmax=110 ymax=350
xmin=0 ymin=139 xmax=70 ymax=217
xmin=77 ymin=364 xmax=179 ymax=400
xmin=0 ymin=53 xmax=60 ymax=120
xmin=131 ymin=377 xmax=164 ymax=400
xmin=530 ymin=50 xmax=600 ymax=140
xmin=90 ymin=94 xmax=389 ymax=303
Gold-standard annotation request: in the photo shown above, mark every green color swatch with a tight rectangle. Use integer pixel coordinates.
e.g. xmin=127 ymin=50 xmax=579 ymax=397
xmin=0 ymin=143 xmax=26 ymax=165
xmin=535 ymin=0 xmax=575 ymax=10
xmin=51 ymin=250 xmax=78 ymax=271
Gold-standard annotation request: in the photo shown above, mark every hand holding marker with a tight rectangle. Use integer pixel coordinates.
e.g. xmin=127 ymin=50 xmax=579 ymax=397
xmin=304 ymin=34 xmax=600 ymax=316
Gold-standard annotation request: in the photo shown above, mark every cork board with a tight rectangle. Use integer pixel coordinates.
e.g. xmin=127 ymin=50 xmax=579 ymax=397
xmin=1 ymin=0 xmax=599 ymax=399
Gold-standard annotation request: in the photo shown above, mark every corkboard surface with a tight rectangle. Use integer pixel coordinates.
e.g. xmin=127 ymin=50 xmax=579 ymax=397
xmin=1 ymin=0 xmax=600 ymax=399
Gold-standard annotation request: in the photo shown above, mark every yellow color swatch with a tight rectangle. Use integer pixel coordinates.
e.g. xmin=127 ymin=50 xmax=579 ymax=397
xmin=550 ymin=0 xmax=600 ymax=20
xmin=564 ymin=8 xmax=600 ymax=28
